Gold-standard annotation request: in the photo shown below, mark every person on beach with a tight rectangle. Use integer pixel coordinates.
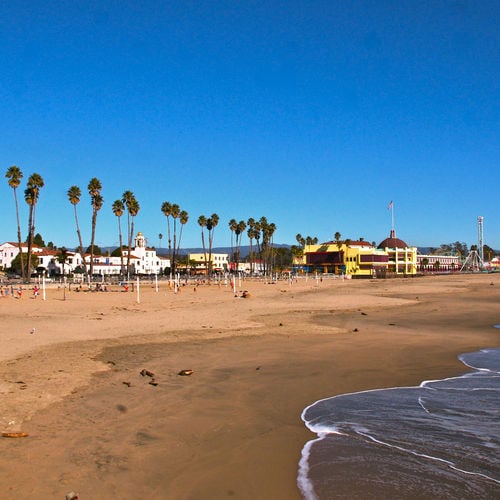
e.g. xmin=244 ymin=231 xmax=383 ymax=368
xmin=33 ymin=285 xmax=39 ymax=298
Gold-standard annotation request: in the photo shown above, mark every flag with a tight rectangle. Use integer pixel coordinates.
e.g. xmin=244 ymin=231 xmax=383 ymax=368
xmin=387 ymin=201 xmax=393 ymax=210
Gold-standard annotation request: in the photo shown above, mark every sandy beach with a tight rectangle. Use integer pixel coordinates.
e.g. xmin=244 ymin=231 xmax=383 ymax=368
xmin=0 ymin=273 xmax=499 ymax=499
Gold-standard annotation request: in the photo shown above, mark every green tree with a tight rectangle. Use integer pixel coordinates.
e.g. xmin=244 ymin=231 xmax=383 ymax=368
xmin=24 ymin=173 xmax=44 ymax=280
xmin=33 ymin=233 xmax=45 ymax=247
xmin=6 ymin=166 xmax=25 ymax=281
xmin=112 ymin=199 xmax=125 ymax=276
xmin=88 ymin=178 xmax=103 ymax=277
xmin=10 ymin=252 xmax=38 ymax=275
xmin=67 ymin=185 xmax=88 ymax=275
xmin=85 ymin=244 xmax=102 ymax=256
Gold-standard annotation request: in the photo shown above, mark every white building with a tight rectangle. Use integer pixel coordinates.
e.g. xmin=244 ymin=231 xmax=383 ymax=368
xmin=0 ymin=232 xmax=170 ymax=277
xmin=0 ymin=242 xmax=44 ymax=270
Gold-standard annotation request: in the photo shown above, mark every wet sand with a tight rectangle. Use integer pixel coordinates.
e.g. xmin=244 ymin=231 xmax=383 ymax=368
xmin=0 ymin=274 xmax=499 ymax=499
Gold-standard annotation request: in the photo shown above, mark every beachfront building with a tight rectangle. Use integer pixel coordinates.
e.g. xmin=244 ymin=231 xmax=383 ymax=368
xmin=416 ymin=253 xmax=461 ymax=273
xmin=377 ymin=230 xmax=418 ymax=276
xmin=0 ymin=232 xmax=170 ymax=277
xmin=0 ymin=241 xmax=44 ymax=270
xmin=299 ymin=240 xmax=389 ymax=278
xmin=120 ymin=232 xmax=170 ymax=275
xmin=188 ymin=252 xmax=229 ymax=274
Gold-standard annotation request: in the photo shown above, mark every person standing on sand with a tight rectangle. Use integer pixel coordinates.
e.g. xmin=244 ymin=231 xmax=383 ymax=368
xmin=33 ymin=285 xmax=39 ymax=298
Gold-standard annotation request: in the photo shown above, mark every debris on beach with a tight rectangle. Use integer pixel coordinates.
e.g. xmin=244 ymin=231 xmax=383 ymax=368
xmin=122 ymin=381 xmax=132 ymax=387
xmin=140 ymin=369 xmax=154 ymax=378
xmin=2 ymin=431 xmax=29 ymax=438
xmin=353 ymin=328 xmax=359 ymax=332
xmin=178 ymin=369 xmax=193 ymax=376
xmin=149 ymin=379 xmax=158 ymax=386
xmin=65 ymin=492 xmax=79 ymax=500
xmin=30 ymin=328 xmax=36 ymax=334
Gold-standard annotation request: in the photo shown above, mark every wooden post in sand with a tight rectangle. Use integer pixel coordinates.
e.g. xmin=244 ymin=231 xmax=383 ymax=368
xmin=136 ymin=277 xmax=140 ymax=304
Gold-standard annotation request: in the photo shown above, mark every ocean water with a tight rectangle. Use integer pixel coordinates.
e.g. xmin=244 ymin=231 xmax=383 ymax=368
xmin=298 ymin=346 xmax=500 ymax=499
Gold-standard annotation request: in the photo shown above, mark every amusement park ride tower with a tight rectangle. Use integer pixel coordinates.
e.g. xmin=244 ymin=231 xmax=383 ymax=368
xmin=460 ymin=216 xmax=485 ymax=272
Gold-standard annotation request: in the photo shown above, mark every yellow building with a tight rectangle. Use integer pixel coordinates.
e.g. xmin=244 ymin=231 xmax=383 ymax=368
xmin=188 ymin=253 xmax=229 ymax=274
xmin=300 ymin=240 xmax=388 ymax=278
xmin=297 ymin=231 xmax=417 ymax=278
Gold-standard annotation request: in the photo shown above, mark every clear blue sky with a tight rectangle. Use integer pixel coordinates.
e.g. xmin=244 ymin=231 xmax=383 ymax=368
xmin=1 ymin=1 xmax=498 ymax=251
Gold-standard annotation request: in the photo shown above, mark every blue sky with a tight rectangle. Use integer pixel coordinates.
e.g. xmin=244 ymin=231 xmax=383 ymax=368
xmin=1 ymin=1 xmax=498 ymax=251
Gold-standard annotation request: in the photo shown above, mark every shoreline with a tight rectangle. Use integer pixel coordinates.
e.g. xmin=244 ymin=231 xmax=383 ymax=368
xmin=0 ymin=274 xmax=499 ymax=498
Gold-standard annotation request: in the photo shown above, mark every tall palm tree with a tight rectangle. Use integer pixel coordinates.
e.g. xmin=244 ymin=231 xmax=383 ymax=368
xmin=158 ymin=233 xmax=163 ymax=249
xmin=67 ymin=185 xmax=88 ymax=275
xmin=176 ymin=210 xmax=189 ymax=266
xmin=171 ymin=203 xmax=181 ymax=273
xmin=122 ymin=190 xmax=136 ymax=277
xmin=88 ymin=178 xmax=103 ymax=278
xmin=207 ymin=213 xmax=219 ymax=276
xmin=247 ymin=217 xmax=256 ymax=274
xmin=24 ymin=173 xmax=44 ymax=281
xmin=228 ymin=219 xmax=238 ymax=270
xmin=334 ymin=232 xmax=342 ymax=250
xmin=161 ymin=201 xmax=173 ymax=263
xmin=235 ymin=220 xmax=246 ymax=272
xmin=296 ymin=233 xmax=305 ymax=248
xmin=6 ymin=166 xmax=25 ymax=281
xmin=112 ymin=199 xmax=125 ymax=277
xmin=197 ymin=215 xmax=208 ymax=274
xmin=57 ymin=247 xmax=69 ymax=300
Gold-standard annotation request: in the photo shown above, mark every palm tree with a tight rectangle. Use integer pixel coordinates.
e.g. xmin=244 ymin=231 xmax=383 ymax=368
xmin=88 ymin=178 xmax=103 ymax=278
xmin=176 ymin=210 xmax=189 ymax=266
xmin=67 ymin=185 xmax=88 ymax=276
xmin=112 ymin=199 xmax=125 ymax=276
xmin=171 ymin=203 xmax=181 ymax=273
xmin=198 ymin=215 xmax=208 ymax=274
xmin=334 ymin=232 xmax=342 ymax=253
xmin=228 ymin=219 xmax=238 ymax=270
xmin=25 ymin=173 xmax=44 ymax=281
xmin=296 ymin=233 xmax=305 ymax=248
xmin=246 ymin=218 xmax=256 ymax=274
xmin=57 ymin=247 xmax=69 ymax=300
xmin=122 ymin=190 xmax=136 ymax=277
xmin=235 ymin=220 xmax=246 ymax=272
xmin=6 ymin=166 xmax=25 ymax=281
xmin=161 ymin=201 xmax=173 ymax=263
xmin=158 ymin=233 xmax=163 ymax=250
xmin=206 ymin=213 xmax=219 ymax=276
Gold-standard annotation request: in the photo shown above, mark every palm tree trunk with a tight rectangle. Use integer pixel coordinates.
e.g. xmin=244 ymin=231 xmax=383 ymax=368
xmin=73 ymin=206 xmax=88 ymax=274
xmin=26 ymin=205 xmax=34 ymax=282
xmin=14 ymin=189 xmax=26 ymax=282
xmin=90 ymin=209 xmax=97 ymax=277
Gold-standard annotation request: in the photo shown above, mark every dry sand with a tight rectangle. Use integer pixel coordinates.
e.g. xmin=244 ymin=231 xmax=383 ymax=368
xmin=0 ymin=274 xmax=499 ymax=499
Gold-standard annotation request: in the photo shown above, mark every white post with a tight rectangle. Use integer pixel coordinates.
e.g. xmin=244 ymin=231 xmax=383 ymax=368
xmin=136 ymin=277 xmax=140 ymax=304
xmin=155 ymin=273 xmax=158 ymax=292
xmin=42 ymin=276 xmax=46 ymax=301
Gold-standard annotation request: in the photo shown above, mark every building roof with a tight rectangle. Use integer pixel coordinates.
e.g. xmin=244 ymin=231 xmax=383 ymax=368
xmin=378 ymin=230 xmax=409 ymax=249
